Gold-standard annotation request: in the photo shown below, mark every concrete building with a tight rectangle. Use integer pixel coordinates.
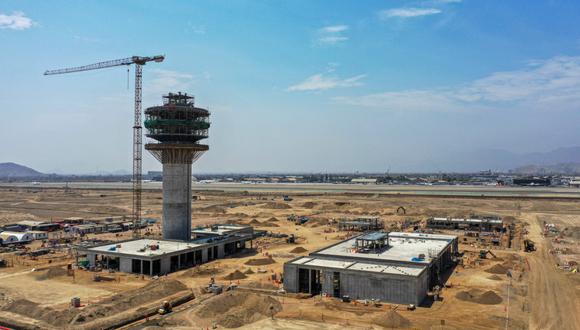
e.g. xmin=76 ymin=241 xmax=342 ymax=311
xmin=283 ymin=232 xmax=458 ymax=305
xmin=79 ymin=225 xmax=253 ymax=276
xmin=145 ymin=92 xmax=210 ymax=241
xmin=426 ymin=216 xmax=504 ymax=232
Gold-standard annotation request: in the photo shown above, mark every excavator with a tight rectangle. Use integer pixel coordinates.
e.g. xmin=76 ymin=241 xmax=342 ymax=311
xmin=479 ymin=249 xmax=497 ymax=259
xmin=524 ymin=239 xmax=536 ymax=252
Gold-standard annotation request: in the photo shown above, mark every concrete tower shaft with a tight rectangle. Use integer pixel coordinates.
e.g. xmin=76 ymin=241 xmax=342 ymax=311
xmin=144 ymin=92 xmax=210 ymax=241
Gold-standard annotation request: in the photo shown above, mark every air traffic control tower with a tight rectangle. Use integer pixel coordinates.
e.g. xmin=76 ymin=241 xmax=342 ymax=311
xmin=145 ymin=92 xmax=210 ymax=241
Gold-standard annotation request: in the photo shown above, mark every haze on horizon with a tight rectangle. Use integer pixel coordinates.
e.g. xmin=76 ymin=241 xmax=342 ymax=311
xmin=1 ymin=1 xmax=579 ymax=174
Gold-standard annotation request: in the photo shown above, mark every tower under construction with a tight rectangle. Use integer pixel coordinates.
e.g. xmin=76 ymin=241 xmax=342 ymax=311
xmin=145 ymin=92 xmax=210 ymax=241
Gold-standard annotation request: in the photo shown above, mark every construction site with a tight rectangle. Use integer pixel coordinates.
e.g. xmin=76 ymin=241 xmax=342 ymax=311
xmin=0 ymin=53 xmax=577 ymax=330
xmin=0 ymin=183 xmax=579 ymax=329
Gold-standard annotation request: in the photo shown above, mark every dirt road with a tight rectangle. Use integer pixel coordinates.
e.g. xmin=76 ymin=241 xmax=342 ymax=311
xmin=527 ymin=215 xmax=580 ymax=330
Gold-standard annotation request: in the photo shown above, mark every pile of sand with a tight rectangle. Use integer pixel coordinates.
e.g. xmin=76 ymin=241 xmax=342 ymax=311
xmin=485 ymin=264 xmax=509 ymax=275
xmin=289 ymin=247 xmax=308 ymax=254
xmin=456 ymin=289 xmax=503 ymax=305
xmin=34 ymin=267 xmax=68 ymax=281
xmin=562 ymin=226 xmax=580 ymax=239
xmin=196 ymin=291 xmax=282 ymax=328
xmin=259 ymin=222 xmax=279 ymax=227
xmin=373 ymin=310 xmax=412 ymax=328
xmin=301 ymin=202 xmax=317 ymax=209
xmin=488 ymin=275 xmax=503 ymax=281
xmin=245 ymin=281 xmax=278 ymax=290
xmin=73 ymin=279 xmax=189 ymax=324
xmin=267 ymin=217 xmax=279 ymax=222
xmin=262 ymin=202 xmax=291 ymax=210
xmin=223 ymin=270 xmax=247 ymax=281
xmin=244 ymin=257 xmax=276 ymax=266
xmin=181 ymin=266 xmax=222 ymax=277
xmin=249 ymin=219 xmax=261 ymax=224
xmin=244 ymin=268 xmax=255 ymax=274
xmin=198 ymin=205 xmax=227 ymax=213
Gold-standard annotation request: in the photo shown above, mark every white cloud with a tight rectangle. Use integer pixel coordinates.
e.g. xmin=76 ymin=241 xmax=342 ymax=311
xmin=333 ymin=56 xmax=580 ymax=111
xmin=0 ymin=11 xmax=36 ymax=30
xmin=148 ymin=69 xmax=195 ymax=94
xmin=288 ymin=73 xmax=366 ymax=92
xmin=320 ymin=25 xmax=348 ymax=33
xmin=379 ymin=8 xmax=442 ymax=19
xmin=316 ymin=25 xmax=349 ymax=45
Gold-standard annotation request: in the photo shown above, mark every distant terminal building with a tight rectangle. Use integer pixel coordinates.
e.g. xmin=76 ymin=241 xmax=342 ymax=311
xmin=283 ymin=232 xmax=458 ymax=305
xmin=337 ymin=217 xmax=383 ymax=231
xmin=513 ymin=177 xmax=551 ymax=186
xmin=426 ymin=216 xmax=504 ymax=232
xmin=78 ymin=224 xmax=254 ymax=276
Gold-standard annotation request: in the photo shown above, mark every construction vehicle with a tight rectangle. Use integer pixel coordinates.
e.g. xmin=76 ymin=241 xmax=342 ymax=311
xmin=158 ymin=300 xmax=172 ymax=315
xmin=479 ymin=249 xmax=497 ymax=259
xmin=524 ymin=239 xmax=536 ymax=252
xmin=44 ymin=55 xmax=165 ymax=238
xmin=283 ymin=195 xmax=293 ymax=202
xmin=286 ymin=234 xmax=296 ymax=244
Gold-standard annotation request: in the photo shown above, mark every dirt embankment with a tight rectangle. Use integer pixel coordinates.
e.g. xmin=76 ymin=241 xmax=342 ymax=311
xmin=196 ymin=291 xmax=282 ymax=328
xmin=0 ymin=279 xmax=190 ymax=328
xmin=455 ymin=289 xmax=503 ymax=305
xmin=244 ymin=257 xmax=276 ymax=266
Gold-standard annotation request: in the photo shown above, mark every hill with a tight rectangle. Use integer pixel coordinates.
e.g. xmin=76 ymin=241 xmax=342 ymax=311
xmin=511 ymin=162 xmax=580 ymax=175
xmin=0 ymin=162 xmax=44 ymax=178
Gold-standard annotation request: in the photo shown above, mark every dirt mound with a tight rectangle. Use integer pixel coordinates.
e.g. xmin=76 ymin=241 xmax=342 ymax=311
xmin=245 ymin=281 xmax=278 ymax=290
xmin=244 ymin=257 xmax=276 ymax=266
xmin=1 ymin=279 xmax=190 ymax=326
xmin=485 ymin=263 xmax=509 ymax=275
xmin=262 ymin=202 xmax=291 ymax=210
xmin=244 ymin=268 xmax=255 ymax=274
xmin=34 ymin=266 xmax=68 ymax=281
xmin=373 ymin=310 xmax=412 ymax=328
xmin=249 ymin=219 xmax=261 ymax=224
xmin=456 ymin=289 xmax=503 ymax=305
xmin=198 ymin=205 xmax=227 ymax=213
xmin=562 ymin=226 xmax=580 ymax=239
xmin=289 ymin=247 xmax=308 ymax=253
xmin=267 ymin=217 xmax=279 ymax=222
xmin=223 ymin=270 xmax=247 ymax=280
xmin=1 ymin=299 xmax=76 ymax=325
xmin=181 ymin=265 xmax=222 ymax=277
xmin=196 ymin=291 xmax=282 ymax=328
xmin=488 ymin=275 xmax=503 ymax=281
xmin=71 ymin=279 xmax=189 ymax=324
xmin=259 ymin=222 xmax=279 ymax=227
xmin=301 ymin=202 xmax=317 ymax=209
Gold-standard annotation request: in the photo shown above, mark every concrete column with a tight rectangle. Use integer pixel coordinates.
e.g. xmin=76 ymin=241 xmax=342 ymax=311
xmin=162 ymin=163 xmax=192 ymax=241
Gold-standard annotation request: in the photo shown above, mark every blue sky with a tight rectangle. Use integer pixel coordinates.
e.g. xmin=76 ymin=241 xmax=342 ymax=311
xmin=1 ymin=0 xmax=580 ymax=173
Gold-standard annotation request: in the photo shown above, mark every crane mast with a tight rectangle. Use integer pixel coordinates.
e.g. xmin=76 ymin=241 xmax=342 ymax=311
xmin=45 ymin=55 xmax=165 ymax=237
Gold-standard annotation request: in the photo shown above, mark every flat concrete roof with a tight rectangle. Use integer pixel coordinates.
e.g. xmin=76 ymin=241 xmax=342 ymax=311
xmin=88 ymin=239 xmax=204 ymax=257
xmin=192 ymin=224 xmax=251 ymax=236
xmin=314 ymin=232 xmax=456 ymax=264
xmin=291 ymin=257 xmax=425 ymax=276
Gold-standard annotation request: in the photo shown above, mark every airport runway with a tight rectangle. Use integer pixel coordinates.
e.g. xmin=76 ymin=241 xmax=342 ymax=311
xmin=1 ymin=182 xmax=580 ymax=199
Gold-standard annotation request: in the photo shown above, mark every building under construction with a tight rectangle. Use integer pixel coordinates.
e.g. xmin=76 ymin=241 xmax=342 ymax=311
xmin=337 ymin=217 xmax=382 ymax=231
xmin=75 ymin=92 xmax=252 ymax=276
xmin=283 ymin=232 xmax=458 ymax=305
xmin=426 ymin=216 xmax=504 ymax=232
xmin=145 ymin=92 xmax=210 ymax=241
xmin=79 ymin=224 xmax=253 ymax=275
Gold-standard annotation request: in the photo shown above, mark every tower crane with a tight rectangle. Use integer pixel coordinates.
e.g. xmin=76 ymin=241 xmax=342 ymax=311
xmin=45 ymin=55 xmax=165 ymax=237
